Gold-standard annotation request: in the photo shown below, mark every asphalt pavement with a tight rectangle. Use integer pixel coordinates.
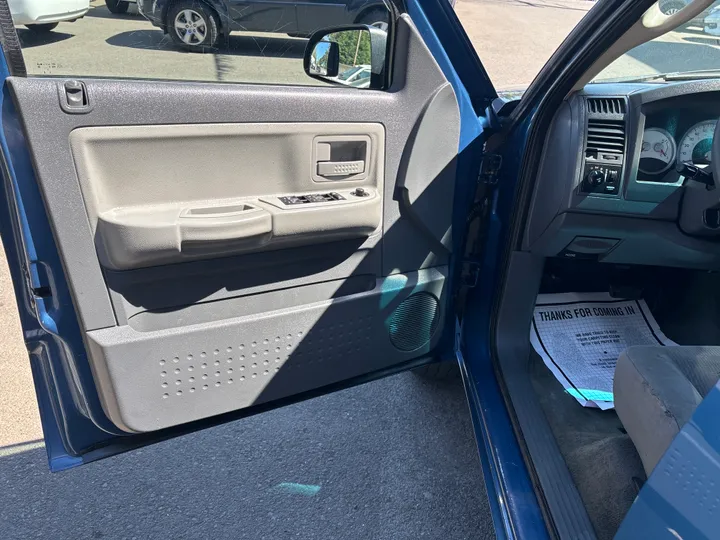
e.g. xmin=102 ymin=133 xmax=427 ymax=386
xmin=0 ymin=371 xmax=493 ymax=540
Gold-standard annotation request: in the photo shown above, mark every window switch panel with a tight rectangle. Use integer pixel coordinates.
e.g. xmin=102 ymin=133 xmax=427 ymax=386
xmin=279 ymin=192 xmax=347 ymax=206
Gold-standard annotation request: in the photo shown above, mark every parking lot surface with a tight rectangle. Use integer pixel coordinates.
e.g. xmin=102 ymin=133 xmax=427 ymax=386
xmin=1 ymin=370 xmax=494 ymax=540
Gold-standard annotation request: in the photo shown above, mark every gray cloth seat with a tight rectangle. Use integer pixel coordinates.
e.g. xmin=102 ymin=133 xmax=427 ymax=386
xmin=613 ymin=345 xmax=720 ymax=476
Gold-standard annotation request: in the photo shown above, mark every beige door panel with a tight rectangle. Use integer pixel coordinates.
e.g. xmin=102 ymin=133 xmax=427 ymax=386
xmin=70 ymin=122 xmax=385 ymax=269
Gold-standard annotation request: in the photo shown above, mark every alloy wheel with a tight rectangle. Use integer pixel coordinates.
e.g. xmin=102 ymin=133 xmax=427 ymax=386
xmin=174 ymin=9 xmax=208 ymax=46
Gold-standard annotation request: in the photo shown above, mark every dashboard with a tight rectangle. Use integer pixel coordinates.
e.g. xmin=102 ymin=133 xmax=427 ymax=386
xmin=523 ymin=80 xmax=720 ymax=270
xmin=638 ymin=96 xmax=720 ymax=183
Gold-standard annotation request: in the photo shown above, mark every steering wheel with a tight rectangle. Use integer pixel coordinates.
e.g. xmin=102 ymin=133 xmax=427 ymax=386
xmin=680 ymin=118 xmax=720 ymax=236
xmin=713 ymin=119 xmax=720 ymax=184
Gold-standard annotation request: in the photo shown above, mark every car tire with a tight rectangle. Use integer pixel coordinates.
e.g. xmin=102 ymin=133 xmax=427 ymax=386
xmin=659 ymin=1 xmax=685 ymax=15
xmin=357 ymin=8 xmax=390 ymax=33
xmin=167 ymin=1 xmax=220 ymax=53
xmin=25 ymin=23 xmax=59 ymax=33
xmin=413 ymin=360 xmax=460 ymax=381
xmin=106 ymin=0 xmax=130 ymax=14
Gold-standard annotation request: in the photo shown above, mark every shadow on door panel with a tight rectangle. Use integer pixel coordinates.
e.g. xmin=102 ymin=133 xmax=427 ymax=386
xmin=7 ymin=16 xmax=466 ymax=445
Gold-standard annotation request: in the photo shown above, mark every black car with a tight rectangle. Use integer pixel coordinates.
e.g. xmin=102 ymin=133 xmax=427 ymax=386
xmin=136 ymin=0 xmax=390 ymax=52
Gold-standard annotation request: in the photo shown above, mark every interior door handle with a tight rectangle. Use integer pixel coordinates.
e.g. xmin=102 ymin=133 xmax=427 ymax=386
xmin=178 ymin=204 xmax=272 ymax=246
xmin=317 ymin=160 xmax=365 ymax=177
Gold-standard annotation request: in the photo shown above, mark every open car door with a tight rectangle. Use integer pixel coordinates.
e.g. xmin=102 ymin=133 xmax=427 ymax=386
xmin=0 ymin=0 xmax=497 ymax=470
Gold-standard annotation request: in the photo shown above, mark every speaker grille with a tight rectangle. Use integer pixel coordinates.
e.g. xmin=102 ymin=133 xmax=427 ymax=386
xmin=388 ymin=292 xmax=440 ymax=351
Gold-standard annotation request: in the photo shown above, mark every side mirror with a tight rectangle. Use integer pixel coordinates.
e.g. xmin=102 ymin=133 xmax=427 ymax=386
xmin=304 ymin=25 xmax=388 ymax=90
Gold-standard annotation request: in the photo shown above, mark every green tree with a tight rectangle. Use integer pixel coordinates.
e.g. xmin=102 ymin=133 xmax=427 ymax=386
xmin=317 ymin=48 xmax=329 ymax=69
xmin=330 ymin=30 xmax=371 ymax=66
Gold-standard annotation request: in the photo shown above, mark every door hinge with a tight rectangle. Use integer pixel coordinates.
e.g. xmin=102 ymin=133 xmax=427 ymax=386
xmin=478 ymin=153 xmax=502 ymax=185
xmin=466 ymin=152 xmax=502 ymax=224
xmin=460 ymin=260 xmax=481 ymax=289
xmin=455 ymin=152 xmax=503 ymax=314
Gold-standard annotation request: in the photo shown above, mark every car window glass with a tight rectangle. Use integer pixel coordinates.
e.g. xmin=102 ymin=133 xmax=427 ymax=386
xmin=452 ymin=0 xmax=591 ymax=93
xmin=15 ymin=0 xmax=391 ymax=87
xmin=594 ymin=1 xmax=720 ymax=82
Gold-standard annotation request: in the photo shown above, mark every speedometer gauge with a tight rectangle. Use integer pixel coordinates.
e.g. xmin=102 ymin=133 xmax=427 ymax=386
xmin=678 ymin=120 xmax=717 ymax=167
xmin=639 ymin=127 xmax=676 ymax=174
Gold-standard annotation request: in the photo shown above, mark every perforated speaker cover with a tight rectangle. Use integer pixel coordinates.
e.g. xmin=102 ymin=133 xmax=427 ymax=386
xmin=388 ymin=292 xmax=440 ymax=351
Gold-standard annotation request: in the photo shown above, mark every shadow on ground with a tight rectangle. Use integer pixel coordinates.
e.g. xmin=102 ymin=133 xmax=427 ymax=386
xmin=85 ymin=4 xmax=142 ymax=21
xmin=683 ymin=35 xmax=720 ymax=46
xmin=501 ymin=0 xmax=592 ymax=12
xmin=106 ymin=29 xmax=307 ymax=59
xmin=627 ymin=40 xmax=720 ymax=74
xmin=16 ymin=29 xmax=74 ymax=48
xmin=0 ymin=372 xmax=493 ymax=540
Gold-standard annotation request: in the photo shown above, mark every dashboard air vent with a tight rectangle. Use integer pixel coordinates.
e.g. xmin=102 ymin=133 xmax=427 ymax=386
xmin=587 ymin=98 xmax=626 ymax=115
xmin=586 ymin=119 xmax=625 ymax=155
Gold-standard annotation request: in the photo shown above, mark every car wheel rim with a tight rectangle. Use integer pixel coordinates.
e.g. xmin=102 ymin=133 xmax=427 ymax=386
xmin=174 ymin=9 xmax=208 ymax=45
xmin=665 ymin=7 xmax=680 ymax=14
xmin=370 ymin=21 xmax=389 ymax=32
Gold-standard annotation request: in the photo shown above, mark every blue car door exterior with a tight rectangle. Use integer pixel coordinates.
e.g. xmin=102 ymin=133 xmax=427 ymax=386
xmin=0 ymin=0 xmax=508 ymax=472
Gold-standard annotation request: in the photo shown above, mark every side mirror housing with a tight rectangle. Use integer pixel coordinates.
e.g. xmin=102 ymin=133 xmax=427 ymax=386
xmin=304 ymin=25 xmax=388 ymax=90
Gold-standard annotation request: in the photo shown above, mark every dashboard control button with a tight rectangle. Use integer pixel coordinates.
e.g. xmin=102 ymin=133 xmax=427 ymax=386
xmin=586 ymin=169 xmax=606 ymax=186
xmin=582 ymin=164 xmax=621 ymax=196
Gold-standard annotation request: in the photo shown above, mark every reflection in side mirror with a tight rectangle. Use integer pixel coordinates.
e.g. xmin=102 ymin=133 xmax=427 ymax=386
xmin=308 ymin=40 xmax=340 ymax=78
xmin=304 ymin=25 xmax=388 ymax=90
